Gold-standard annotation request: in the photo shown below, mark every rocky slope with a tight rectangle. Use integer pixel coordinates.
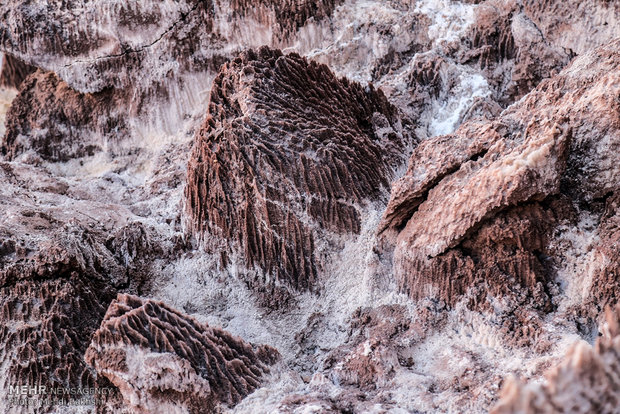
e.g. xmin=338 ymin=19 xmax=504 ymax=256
xmin=185 ymin=46 xmax=412 ymax=305
xmin=86 ymin=294 xmax=279 ymax=413
xmin=1 ymin=0 xmax=620 ymax=413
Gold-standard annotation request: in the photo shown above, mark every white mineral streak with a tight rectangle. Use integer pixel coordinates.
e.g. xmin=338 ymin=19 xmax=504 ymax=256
xmin=0 ymin=87 xmax=16 ymax=137
xmin=550 ymin=212 xmax=602 ymax=312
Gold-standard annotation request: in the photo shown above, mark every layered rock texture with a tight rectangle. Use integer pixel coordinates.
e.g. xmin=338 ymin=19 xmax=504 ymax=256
xmin=2 ymin=0 xmax=620 ymax=413
xmin=0 ymin=160 xmax=159 ymax=412
xmin=186 ymin=47 xmax=411 ymax=302
xmin=86 ymin=294 xmax=279 ymax=413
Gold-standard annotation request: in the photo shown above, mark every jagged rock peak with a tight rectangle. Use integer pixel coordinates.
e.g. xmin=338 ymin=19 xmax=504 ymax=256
xmin=86 ymin=293 xmax=279 ymax=413
xmin=185 ymin=46 xmax=412 ymax=303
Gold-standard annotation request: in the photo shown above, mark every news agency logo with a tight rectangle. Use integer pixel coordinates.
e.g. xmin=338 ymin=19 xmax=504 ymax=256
xmin=8 ymin=385 xmax=114 ymax=396
xmin=7 ymin=384 xmax=116 ymax=408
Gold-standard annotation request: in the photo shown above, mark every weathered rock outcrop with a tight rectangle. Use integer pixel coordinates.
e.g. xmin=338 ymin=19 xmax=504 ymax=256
xmin=379 ymin=39 xmax=620 ymax=312
xmin=186 ymin=47 xmax=411 ymax=301
xmin=0 ymin=160 xmax=161 ymax=412
xmin=0 ymin=277 xmax=116 ymax=413
xmin=522 ymin=0 xmax=620 ymax=57
xmin=86 ymin=294 xmax=279 ymax=413
xmin=493 ymin=305 xmax=620 ymax=414
xmin=324 ymin=305 xmax=421 ymax=391
xmin=459 ymin=0 xmax=572 ymax=106
xmin=590 ymin=193 xmax=620 ymax=312
xmin=2 ymin=1 xmax=620 ymax=413
xmin=2 ymin=70 xmax=126 ymax=161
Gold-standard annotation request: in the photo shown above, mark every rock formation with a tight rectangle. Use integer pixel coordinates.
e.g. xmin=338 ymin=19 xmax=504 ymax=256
xmin=0 ymin=158 xmax=162 ymax=412
xmin=460 ymin=0 xmax=573 ymax=105
xmin=2 ymin=0 xmax=620 ymax=413
xmin=0 ymin=277 xmax=115 ymax=412
xmin=0 ymin=0 xmax=341 ymax=94
xmin=492 ymin=305 xmax=620 ymax=414
xmin=379 ymin=38 xmax=620 ymax=317
xmin=86 ymin=294 xmax=279 ymax=413
xmin=2 ymin=70 xmax=126 ymax=162
xmin=186 ymin=46 xmax=411 ymax=302
xmin=522 ymin=0 xmax=620 ymax=56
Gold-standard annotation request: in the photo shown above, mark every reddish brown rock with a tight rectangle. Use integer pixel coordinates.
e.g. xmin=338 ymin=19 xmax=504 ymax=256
xmin=85 ymin=294 xmax=279 ymax=413
xmin=380 ymin=39 xmax=620 ymax=311
xmin=186 ymin=47 xmax=411 ymax=300
xmin=492 ymin=305 xmax=620 ymax=414
xmin=458 ymin=0 xmax=620 ymax=108
xmin=0 ymin=159 xmax=163 ymax=411
xmin=522 ymin=0 xmax=620 ymax=56
xmin=1 ymin=70 xmax=126 ymax=162
xmin=324 ymin=305 xmax=419 ymax=390
xmin=0 ymin=277 xmax=115 ymax=412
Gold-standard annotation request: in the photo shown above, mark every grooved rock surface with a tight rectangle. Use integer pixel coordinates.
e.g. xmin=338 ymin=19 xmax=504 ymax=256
xmin=522 ymin=0 xmax=620 ymax=56
xmin=492 ymin=305 xmax=620 ymax=414
xmin=380 ymin=39 xmax=620 ymax=309
xmin=3 ymin=1 xmax=620 ymax=413
xmin=0 ymin=277 xmax=116 ymax=413
xmin=186 ymin=47 xmax=411 ymax=300
xmin=0 ymin=159 xmax=162 ymax=412
xmin=86 ymin=294 xmax=279 ymax=414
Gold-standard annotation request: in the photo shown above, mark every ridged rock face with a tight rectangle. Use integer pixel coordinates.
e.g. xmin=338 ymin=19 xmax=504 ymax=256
xmin=229 ymin=0 xmax=342 ymax=41
xmin=186 ymin=47 xmax=411 ymax=301
xmin=0 ymin=159 xmax=160 ymax=412
xmin=380 ymin=39 xmax=620 ymax=312
xmin=2 ymin=70 xmax=125 ymax=162
xmin=85 ymin=294 xmax=279 ymax=414
xmin=492 ymin=305 xmax=620 ymax=414
xmin=0 ymin=277 xmax=115 ymax=412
